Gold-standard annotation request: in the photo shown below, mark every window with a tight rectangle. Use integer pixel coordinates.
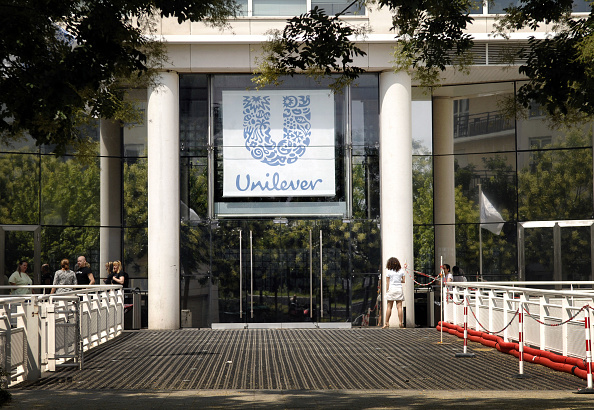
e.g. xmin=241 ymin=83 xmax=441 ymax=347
xmin=236 ymin=0 xmax=365 ymax=17
xmin=469 ymin=0 xmax=588 ymax=15
xmin=312 ymin=0 xmax=365 ymax=15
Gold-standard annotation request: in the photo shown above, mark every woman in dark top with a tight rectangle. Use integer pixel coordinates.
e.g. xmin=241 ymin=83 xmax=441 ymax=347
xmin=111 ymin=260 xmax=129 ymax=289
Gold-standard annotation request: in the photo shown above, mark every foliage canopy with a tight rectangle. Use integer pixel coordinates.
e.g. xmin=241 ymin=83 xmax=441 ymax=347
xmin=0 ymin=0 xmax=238 ymax=153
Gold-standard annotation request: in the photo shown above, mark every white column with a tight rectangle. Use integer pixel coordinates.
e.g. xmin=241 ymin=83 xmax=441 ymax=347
xmin=380 ymin=71 xmax=414 ymax=328
xmin=433 ymin=98 xmax=456 ymax=276
xmin=100 ymin=119 xmax=122 ymax=282
xmin=147 ymin=71 xmax=180 ymax=329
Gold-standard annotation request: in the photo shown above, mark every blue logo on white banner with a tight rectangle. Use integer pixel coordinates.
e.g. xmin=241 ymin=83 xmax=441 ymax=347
xmin=223 ymin=90 xmax=336 ymax=197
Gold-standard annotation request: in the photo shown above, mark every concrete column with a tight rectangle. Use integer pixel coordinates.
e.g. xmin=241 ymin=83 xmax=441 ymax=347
xmin=147 ymin=71 xmax=180 ymax=329
xmin=433 ymin=98 xmax=456 ymax=277
xmin=100 ymin=119 xmax=122 ymax=282
xmin=379 ymin=71 xmax=414 ymax=328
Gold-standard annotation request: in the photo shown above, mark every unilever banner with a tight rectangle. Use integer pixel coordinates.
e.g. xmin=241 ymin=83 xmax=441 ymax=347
xmin=222 ymin=90 xmax=336 ymax=197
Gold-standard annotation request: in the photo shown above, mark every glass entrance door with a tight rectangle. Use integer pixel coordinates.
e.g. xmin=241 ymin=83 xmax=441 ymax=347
xmin=181 ymin=218 xmax=381 ymax=326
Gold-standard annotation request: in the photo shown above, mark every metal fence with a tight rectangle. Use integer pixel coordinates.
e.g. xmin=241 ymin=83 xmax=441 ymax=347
xmin=0 ymin=285 xmax=124 ymax=387
xmin=442 ymin=281 xmax=594 ymax=358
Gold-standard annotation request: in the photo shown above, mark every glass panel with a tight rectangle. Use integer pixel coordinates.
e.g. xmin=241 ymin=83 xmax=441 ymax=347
xmin=413 ymin=155 xmax=433 ymax=225
xmin=468 ymin=0 xmax=484 ymax=14
xmin=253 ymin=0 xmax=306 ymax=16
xmin=518 ymin=147 xmax=593 ymax=221
xmin=561 ymin=226 xmax=591 ymax=281
xmin=180 ymin=221 xmax=213 ymax=327
xmin=412 ymin=99 xmax=432 ymax=155
xmin=524 ymin=227 xmax=554 ymax=281
xmin=181 ymin=158 xmax=208 ymax=222
xmin=488 ymin=0 xmax=518 ymax=14
xmin=180 ymin=74 xmax=208 ymax=157
xmin=236 ymin=0 xmax=248 ymax=15
xmin=41 ymin=120 xmax=100 ymax=156
xmin=413 ymin=225 xmax=435 ymax=281
xmin=455 ymin=222 xmax=517 ymax=281
xmin=4 ymin=232 xmax=35 ymax=284
xmin=351 ymin=74 xmax=379 ymax=152
xmin=124 ymin=89 xmax=148 ymax=158
xmin=41 ymin=155 xmax=100 ymax=226
xmin=123 ymin=227 xmax=148 ymax=288
xmin=124 ymin=157 xmax=147 ymax=227
xmin=454 ymin=152 xmax=517 ymax=224
xmin=352 ymin=150 xmax=379 ymax=219
xmin=0 ymin=135 xmax=39 ymax=154
xmin=311 ymin=0 xmax=365 ymax=15
xmin=349 ymin=219 xmax=381 ymax=324
xmin=0 ymin=153 xmax=40 ymax=224
xmin=573 ymin=0 xmax=590 ymax=12
xmin=453 ymin=97 xmax=515 ymax=154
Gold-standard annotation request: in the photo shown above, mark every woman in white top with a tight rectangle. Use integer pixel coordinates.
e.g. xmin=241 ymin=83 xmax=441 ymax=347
xmin=9 ymin=261 xmax=32 ymax=295
xmin=383 ymin=257 xmax=405 ymax=329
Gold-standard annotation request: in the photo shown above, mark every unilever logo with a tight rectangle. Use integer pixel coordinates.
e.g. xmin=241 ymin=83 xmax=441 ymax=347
xmin=242 ymin=95 xmax=311 ymax=166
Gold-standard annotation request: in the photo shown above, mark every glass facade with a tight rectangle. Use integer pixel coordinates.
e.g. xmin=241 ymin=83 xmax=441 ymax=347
xmin=1 ymin=74 xmax=592 ymax=326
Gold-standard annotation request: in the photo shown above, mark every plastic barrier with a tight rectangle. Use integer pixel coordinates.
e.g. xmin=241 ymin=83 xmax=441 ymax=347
xmin=437 ymin=321 xmax=589 ymax=380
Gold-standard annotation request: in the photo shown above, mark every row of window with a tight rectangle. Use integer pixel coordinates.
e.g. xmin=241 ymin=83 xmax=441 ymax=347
xmin=235 ymin=0 xmax=590 ymax=17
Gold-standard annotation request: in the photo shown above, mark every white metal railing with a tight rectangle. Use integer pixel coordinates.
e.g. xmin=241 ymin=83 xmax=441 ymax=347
xmin=0 ymin=285 xmax=124 ymax=387
xmin=443 ymin=281 xmax=594 ymax=358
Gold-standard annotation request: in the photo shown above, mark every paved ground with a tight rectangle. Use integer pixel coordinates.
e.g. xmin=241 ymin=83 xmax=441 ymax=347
xmin=6 ymin=328 xmax=594 ymax=408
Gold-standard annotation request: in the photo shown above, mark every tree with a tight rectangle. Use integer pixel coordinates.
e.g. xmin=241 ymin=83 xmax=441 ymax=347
xmin=256 ymin=0 xmax=594 ymax=120
xmin=0 ymin=0 xmax=239 ymax=153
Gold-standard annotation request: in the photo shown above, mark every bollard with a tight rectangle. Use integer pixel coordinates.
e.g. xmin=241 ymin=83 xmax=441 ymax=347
xmin=577 ymin=306 xmax=594 ymax=393
xmin=455 ymin=289 xmax=475 ymax=358
xmin=513 ymin=301 xmax=530 ymax=379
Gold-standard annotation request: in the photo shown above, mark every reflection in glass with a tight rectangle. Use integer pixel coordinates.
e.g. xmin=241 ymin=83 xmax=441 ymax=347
xmin=352 ymin=151 xmax=379 ymax=219
xmin=524 ymin=228 xmax=554 ymax=281
xmin=518 ymin=146 xmax=592 ymax=221
xmin=312 ymin=0 xmax=365 ymax=15
xmin=180 ymin=74 xmax=208 ymax=157
xmin=123 ymin=227 xmax=148 ymax=285
xmin=4 ymin=231 xmax=36 ymax=281
xmin=0 ymin=153 xmax=40 ymax=225
xmin=41 ymin=226 xmax=100 ymax=275
xmin=41 ymin=155 xmax=100 ymax=226
xmin=561 ymin=227 xmax=591 ymax=281
xmin=124 ymin=157 xmax=147 ymax=227
xmin=413 ymin=155 xmax=433 ymax=225
xmin=252 ymin=0 xmax=306 ymax=16
xmin=414 ymin=225 xmax=435 ymax=280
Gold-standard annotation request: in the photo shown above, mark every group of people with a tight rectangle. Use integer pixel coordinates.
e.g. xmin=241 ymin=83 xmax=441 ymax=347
xmin=6 ymin=256 xmax=128 ymax=295
xmin=442 ymin=264 xmax=467 ymax=284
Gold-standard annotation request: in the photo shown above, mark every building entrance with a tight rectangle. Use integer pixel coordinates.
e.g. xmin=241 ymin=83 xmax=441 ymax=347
xmin=180 ymin=219 xmax=381 ymax=327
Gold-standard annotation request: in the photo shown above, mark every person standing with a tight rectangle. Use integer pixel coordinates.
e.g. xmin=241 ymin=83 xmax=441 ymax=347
xmin=51 ymin=259 xmax=77 ymax=294
xmin=453 ymin=265 xmax=466 ymax=282
xmin=111 ymin=260 xmax=129 ymax=288
xmin=9 ymin=261 xmax=32 ymax=295
xmin=75 ymin=255 xmax=95 ymax=286
xmin=383 ymin=257 xmax=405 ymax=329
xmin=443 ymin=263 xmax=452 ymax=285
